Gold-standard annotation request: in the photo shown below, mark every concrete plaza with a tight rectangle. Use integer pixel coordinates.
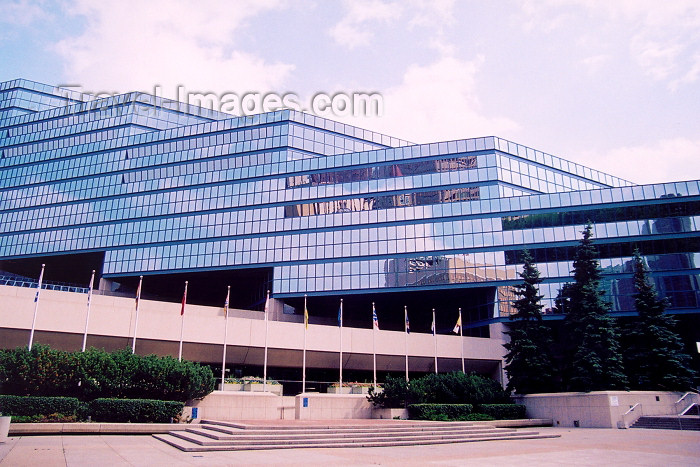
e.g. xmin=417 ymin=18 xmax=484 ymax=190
xmin=1 ymin=427 xmax=698 ymax=466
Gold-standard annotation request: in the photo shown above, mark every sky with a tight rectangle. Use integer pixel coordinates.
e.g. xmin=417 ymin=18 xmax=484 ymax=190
xmin=1 ymin=0 xmax=699 ymax=185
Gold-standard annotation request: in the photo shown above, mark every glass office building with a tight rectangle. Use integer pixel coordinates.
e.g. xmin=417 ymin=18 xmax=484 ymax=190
xmin=1 ymin=79 xmax=699 ymax=353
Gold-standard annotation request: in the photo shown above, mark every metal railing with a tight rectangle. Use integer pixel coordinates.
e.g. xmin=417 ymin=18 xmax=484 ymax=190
xmin=674 ymin=391 xmax=700 ymax=415
xmin=618 ymin=403 xmax=642 ymax=429
xmin=0 ymin=274 xmax=89 ymax=294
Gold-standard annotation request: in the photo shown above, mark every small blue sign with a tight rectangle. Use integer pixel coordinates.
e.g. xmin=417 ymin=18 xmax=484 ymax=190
xmin=191 ymin=407 xmax=198 ymax=419
xmin=303 ymin=397 xmax=308 ymax=408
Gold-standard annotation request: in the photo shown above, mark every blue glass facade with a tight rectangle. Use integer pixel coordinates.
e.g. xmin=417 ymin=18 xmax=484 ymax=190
xmin=1 ymin=79 xmax=699 ymax=335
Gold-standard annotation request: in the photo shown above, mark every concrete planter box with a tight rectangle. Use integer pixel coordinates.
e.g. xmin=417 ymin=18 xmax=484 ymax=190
xmin=327 ymin=386 xmax=353 ymax=394
xmin=350 ymin=386 xmax=372 ymax=394
xmin=243 ymin=383 xmax=283 ymax=395
xmin=221 ymin=383 xmax=244 ymax=391
xmin=0 ymin=416 xmax=10 ymax=443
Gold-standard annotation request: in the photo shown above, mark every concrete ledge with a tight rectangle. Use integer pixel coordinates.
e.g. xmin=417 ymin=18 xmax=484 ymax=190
xmin=471 ymin=418 xmax=554 ymax=428
xmin=9 ymin=422 xmax=190 ymax=435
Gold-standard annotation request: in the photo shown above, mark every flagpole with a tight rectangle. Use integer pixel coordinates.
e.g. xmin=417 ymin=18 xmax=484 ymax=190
xmin=372 ymin=302 xmax=377 ymax=389
xmin=132 ymin=275 xmax=143 ymax=353
xmin=404 ymin=305 xmax=409 ymax=382
xmin=81 ymin=269 xmax=96 ymax=352
xmin=459 ymin=307 xmax=465 ymax=374
xmin=302 ymin=294 xmax=307 ymax=393
xmin=263 ymin=290 xmax=270 ymax=392
xmin=178 ymin=281 xmax=188 ymax=362
xmin=339 ymin=298 xmax=343 ymax=388
xmin=28 ymin=263 xmax=45 ymax=351
xmin=432 ymin=308 xmax=438 ymax=374
xmin=221 ymin=286 xmax=230 ymax=390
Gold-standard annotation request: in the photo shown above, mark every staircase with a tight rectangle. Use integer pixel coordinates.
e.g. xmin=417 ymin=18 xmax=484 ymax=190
xmin=153 ymin=420 xmax=560 ymax=452
xmin=630 ymin=415 xmax=700 ymax=431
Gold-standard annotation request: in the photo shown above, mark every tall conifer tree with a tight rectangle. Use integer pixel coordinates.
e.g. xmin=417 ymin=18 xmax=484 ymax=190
xmin=503 ymin=250 xmax=556 ymax=394
xmin=563 ymin=223 xmax=627 ymax=391
xmin=624 ymin=250 xmax=695 ymax=389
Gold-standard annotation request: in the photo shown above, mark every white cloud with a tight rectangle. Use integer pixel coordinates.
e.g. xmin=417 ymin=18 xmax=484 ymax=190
xmin=579 ymin=54 xmax=612 ymax=75
xmin=519 ymin=0 xmax=700 ymax=89
xmin=342 ymin=55 xmax=519 ymax=143
xmin=573 ymin=138 xmax=700 ymax=184
xmin=53 ymin=0 xmax=295 ymax=99
xmin=328 ymin=0 xmax=400 ymax=49
xmin=0 ymin=0 xmax=48 ymax=26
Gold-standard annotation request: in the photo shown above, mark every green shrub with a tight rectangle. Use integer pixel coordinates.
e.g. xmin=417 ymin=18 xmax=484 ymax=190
xmin=0 ymin=345 xmax=82 ymax=397
xmin=408 ymin=403 xmax=473 ymax=420
xmin=371 ymin=372 xmax=510 ymax=408
xmin=474 ymin=404 xmax=527 ymax=420
xmin=88 ymin=398 xmax=184 ymax=423
xmin=463 ymin=413 xmax=495 ymax=421
xmin=367 ymin=375 xmax=407 ymax=408
xmin=0 ymin=395 xmax=81 ymax=417
xmin=9 ymin=413 xmax=79 ymax=423
xmin=407 ymin=372 xmax=510 ymax=405
xmin=0 ymin=345 xmax=215 ymax=402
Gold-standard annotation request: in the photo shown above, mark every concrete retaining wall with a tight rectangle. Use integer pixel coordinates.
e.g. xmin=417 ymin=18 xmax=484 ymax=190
xmin=186 ymin=391 xmax=296 ymax=420
xmin=295 ymin=393 xmax=373 ymax=420
xmin=513 ymin=391 xmax=694 ymax=428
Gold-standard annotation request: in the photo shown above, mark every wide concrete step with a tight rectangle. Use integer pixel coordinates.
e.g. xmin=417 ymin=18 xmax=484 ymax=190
xmin=199 ymin=419 xmax=477 ymax=430
xmin=154 ymin=431 xmax=560 ymax=452
xmin=182 ymin=427 xmax=524 ymax=444
xmin=631 ymin=416 xmax=700 ymax=431
xmin=197 ymin=423 xmax=504 ymax=438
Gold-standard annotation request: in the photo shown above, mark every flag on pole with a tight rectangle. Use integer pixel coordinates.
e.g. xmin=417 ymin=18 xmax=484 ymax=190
xmin=135 ymin=279 xmax=142 ymax=309
xmin=304 ymin=296 xmax=309 ymax=329
xmin=337 ymin=302 xmax=343 ymax=326
xmin=180 ymin=281 xmax=188 ymax=315
xmin=452 ymin=315 xmax=462 ymax=334
xmin=264 ymin=290 xmax=270 ymax=314
xmin=33 ymin=264 xmax=45 ymax=303
xmin=431 ymin=312 xmax=436 ymax=335
xmin=405 ymin=308 xmax=410 ymax=334
xmin=372 ymin=303 xmax=379 ymax=330
xmin=224 ymin=287 xmax=230 ymax=314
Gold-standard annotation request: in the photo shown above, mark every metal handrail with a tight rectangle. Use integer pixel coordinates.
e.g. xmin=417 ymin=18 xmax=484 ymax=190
xmin=675 ymin=390 xmax=699 ymax=404
xmin=623 ymin=403 xmax=641 ymax=416
xmin=679 ymin=403 xmax=697 ymax=416
xmin=619 ymin=403 xmax=642 ymax=429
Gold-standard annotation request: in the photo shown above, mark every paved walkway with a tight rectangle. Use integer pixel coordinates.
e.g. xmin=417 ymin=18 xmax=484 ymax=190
xmin=1 ymin=427 xmax=698 ymax=466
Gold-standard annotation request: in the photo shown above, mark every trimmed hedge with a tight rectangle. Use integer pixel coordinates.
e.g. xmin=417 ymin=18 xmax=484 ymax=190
xmin=0 ymin=344 xmax=215 ymax=401
xmin=474 ymin=404 xmax=527 ymax=420
xmin=88 ymin=398 xmax=184 ymax=423
xmin=408 ymin=403 xmax=473 ymax=420
xmin=0 ymin=395 xmax=81 ymax=417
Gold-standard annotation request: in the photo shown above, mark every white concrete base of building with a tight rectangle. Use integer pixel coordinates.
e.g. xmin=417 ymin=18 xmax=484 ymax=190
xmin=186 ymin=391 xmax=378 ymax=421
xmin=513 ymin=391 xmax=698 ymax=429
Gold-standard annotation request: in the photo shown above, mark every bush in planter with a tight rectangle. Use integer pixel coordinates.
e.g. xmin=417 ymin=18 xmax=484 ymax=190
xmin=367 ymin=375 xmax=406 ymax=408
xmin=370 ymin=372 xmax=510 ymax=408
xmin=88 ymin=399 xmax=184 ymax=423
xmin=473 ymin=404 xmax=527 ymax=420
xmin=408 ymin=372 xmax=510 ymax=405
xmin=0 ymin=395 xmax=82 ymax=418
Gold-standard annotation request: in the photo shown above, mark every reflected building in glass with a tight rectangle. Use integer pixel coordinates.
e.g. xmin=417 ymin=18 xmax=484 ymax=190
xmin=1 ymin=79 xmax=699 ymax=374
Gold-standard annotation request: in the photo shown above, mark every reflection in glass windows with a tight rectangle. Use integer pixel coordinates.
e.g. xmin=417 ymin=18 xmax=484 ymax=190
xmin=286 ymin=155 xmax=477 ymax=188
xmin=284 ymin=186 xmax=480 ymax=217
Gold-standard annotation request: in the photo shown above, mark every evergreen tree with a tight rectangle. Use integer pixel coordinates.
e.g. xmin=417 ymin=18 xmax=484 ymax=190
xmin=503 ymin=250 xmax=557 ymax=394
xmin=624 ymin=250 xmax=695 ymax=389
xmin=563 ymin=223 xmax=627 ymax=391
